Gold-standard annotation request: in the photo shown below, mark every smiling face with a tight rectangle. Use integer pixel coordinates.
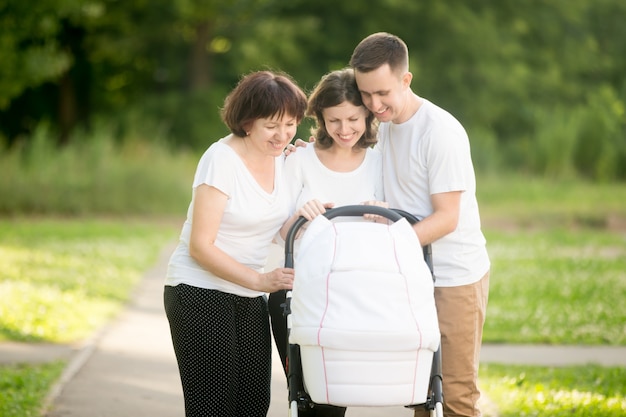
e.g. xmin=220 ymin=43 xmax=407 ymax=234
xmin=355 ymin=63 xmax=413 ymax=124
xmin=322 ymin=101 xmax=369 ymax=150
xmin=247 ymin=114 xmax=298 ymax=157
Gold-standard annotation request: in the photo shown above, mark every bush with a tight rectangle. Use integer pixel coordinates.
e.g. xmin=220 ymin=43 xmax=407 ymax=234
xmin=506 ymin=86 xmax=626 ymax=181
xmin=0 ymin=122 xmax=196 ymax=216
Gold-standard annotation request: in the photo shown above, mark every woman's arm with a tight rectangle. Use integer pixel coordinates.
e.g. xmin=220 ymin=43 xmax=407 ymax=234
xmin=189 ymin=184 xmax=294 ymax=293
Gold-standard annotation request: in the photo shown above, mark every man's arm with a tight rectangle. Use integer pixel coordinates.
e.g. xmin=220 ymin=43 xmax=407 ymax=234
xmin=412 ymin=191 xmax=461 ymax=246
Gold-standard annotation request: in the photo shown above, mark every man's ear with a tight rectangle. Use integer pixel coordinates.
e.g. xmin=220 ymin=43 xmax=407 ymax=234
xmin=402 ymin=71 xmax=413 ymax=89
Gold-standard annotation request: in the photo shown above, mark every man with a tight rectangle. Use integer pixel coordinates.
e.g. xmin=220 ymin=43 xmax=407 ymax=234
xmin=350 ymin=32 xmax=490 ymax=417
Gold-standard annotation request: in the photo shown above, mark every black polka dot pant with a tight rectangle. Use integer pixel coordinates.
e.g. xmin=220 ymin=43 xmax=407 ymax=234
xmin=164 ymin=284 xmax=271 ymax=417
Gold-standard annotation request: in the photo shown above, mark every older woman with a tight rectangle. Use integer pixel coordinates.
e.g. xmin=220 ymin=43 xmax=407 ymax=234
xmin=164 ymin=70 xmax=307 ymax=417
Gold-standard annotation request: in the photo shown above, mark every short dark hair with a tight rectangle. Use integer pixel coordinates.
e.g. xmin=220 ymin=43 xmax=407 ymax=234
xmin=349 ymin=32 xmax=409 ymax=75
xmin=307 ymin=68 xmax=377 ymax=149
xmin=221 ymin=70 xmax=307 ymax=137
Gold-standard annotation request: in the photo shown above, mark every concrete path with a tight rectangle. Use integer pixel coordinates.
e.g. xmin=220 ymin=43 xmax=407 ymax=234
xmin=2 ymin=242 xmax=625 ymax=417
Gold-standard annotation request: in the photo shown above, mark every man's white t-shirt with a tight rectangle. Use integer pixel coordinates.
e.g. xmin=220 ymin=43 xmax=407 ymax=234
xmin=283 ymin=144 xmax=384 ymax=215
xmin=376 ymin=99 xmax=490 ymax=287
xmin=165 ymin=137 xmax=291 ymax=297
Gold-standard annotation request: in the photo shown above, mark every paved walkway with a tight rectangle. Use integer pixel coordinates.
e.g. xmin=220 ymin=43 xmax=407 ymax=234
xmin=2 ymin=243 xmax=625 ymax=417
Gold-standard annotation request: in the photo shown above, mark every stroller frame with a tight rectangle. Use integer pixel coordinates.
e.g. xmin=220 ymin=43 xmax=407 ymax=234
xmin=281 ymin=205 xmax=444 ymax=417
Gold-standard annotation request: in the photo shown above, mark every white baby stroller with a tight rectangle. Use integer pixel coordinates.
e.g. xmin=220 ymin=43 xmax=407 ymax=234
xmin=282 ymin=205 xmax=444 ymax=416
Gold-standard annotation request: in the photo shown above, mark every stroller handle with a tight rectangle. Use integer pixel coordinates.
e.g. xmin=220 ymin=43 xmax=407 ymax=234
xmin=323 ymin=204 xmax=407 ymax=222
xmin=284 ymin=205 xmax=423 ymax=269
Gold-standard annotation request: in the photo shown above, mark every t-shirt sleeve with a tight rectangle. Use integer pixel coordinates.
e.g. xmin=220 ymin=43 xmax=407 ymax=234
xmin=283 ymin=149 xmax=305 ymax=215
xmin=426 ymin=123 xmax=471 ymax=195
xmin=369 ymin=147 xmax=385 ymax=201
xmin=192 ymin=145 xmax=235 ymax=197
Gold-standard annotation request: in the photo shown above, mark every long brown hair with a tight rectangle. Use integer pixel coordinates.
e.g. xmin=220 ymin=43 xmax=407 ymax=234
xmin=307 ymin=68 xmax=377 ymax=150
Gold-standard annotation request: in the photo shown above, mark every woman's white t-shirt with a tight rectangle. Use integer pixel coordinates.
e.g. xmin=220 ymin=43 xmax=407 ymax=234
xmin=284 ymin=144 xmax=384 ymax=215
xmin=165 ymin=137 xmax=291 ymax=297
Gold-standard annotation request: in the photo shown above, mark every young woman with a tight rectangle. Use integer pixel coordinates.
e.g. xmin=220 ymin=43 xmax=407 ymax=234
xmin=269 ymin=68 xmax=382 ymax=417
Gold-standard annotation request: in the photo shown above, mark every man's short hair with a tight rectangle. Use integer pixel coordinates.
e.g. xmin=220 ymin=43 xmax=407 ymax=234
xmin=349 ymin=32 xmax=409 ymax=74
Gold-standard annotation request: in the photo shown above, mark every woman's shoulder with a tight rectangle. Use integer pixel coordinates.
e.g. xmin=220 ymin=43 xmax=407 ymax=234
xmin=365 ymin=146 xmax=382 ymax=161
xmin=285 ymin=142 xmax=315 ymax=165
xmin=361 ymin=147 xmax=382 ymax=176
xmin=196 ymin=137 xmax=241 ymax=174
xmin=201 ymin=136 xmax=236 ymax=159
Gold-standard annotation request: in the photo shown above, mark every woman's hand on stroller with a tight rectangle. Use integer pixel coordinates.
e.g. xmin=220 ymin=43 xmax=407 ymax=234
xmin=279 ymin=199 xmax=333 ymax=241
xmin=259 ymin=268 xmax=294 ymax=292
xmin=297 ymin=199 xmax=334 ymax=221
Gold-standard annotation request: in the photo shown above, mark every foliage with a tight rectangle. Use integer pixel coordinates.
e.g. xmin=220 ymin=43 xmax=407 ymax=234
xmin=0 ymin=0 xmax=86 ymax=109
xmin=0 ymin=361 xmax=65 ymax=417
xmin=112 ymin=87 xmax=232 ymax=151
xmin=0 ymin=123 xmax=196 ymax=216
xmin=1 ymin=0 xmax=625 ymax=179
xmin=480 ymin=364 xmax=626 ymax=416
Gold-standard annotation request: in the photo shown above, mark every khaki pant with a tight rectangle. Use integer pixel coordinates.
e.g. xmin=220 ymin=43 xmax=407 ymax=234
xmin=415 ymin=271 xmax=490 ymax=417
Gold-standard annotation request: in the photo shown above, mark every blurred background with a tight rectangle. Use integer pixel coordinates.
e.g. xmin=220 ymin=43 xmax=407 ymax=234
xmin=1 ymin=4 xmax=625 ymax=416
xmin=1 ymin=0 xmax=625 ymax=216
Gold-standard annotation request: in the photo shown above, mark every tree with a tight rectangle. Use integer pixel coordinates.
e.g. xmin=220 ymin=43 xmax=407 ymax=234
xmin=1 ymin=0 xmax=624 ymax=178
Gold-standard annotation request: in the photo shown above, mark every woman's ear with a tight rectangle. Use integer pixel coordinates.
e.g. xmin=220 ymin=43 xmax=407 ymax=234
xmin=242 ymin=121 xmax=253 ymax=136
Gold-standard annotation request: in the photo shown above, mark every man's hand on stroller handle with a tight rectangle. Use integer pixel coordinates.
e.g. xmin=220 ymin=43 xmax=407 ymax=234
xmin=362 ymin=200 xmax=391 ymax=223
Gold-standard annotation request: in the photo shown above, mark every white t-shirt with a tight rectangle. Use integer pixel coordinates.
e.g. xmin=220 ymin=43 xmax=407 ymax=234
xmin=284 ymin=144 xmax=384 ymax=215
xmin=376 ymin=99 xmax=490 ymax=287
xmin=165 ymin=137 xmax=291 ymax=297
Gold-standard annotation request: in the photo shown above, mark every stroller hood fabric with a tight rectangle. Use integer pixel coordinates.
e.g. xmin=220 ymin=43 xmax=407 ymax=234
xmin=290 ymin=215 xmax=440 ymax=353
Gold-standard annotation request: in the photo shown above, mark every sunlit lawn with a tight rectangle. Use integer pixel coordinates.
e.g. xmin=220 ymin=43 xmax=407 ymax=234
xmin=480 ymin=364 xmax=626 ymax=416
xmin=479 ymin=231 xmax=626 ymax=416
xmin=0 ymin=218 xmax=179 ymax=416
xmin=483 ymin=227 xmax=626 ymax=345
xmin=0 ymin=218 xmax=179 ymax=343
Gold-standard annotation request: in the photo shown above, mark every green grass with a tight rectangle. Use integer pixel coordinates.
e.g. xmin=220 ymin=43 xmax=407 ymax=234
xmin=483 ymin=227 xmax=626 ymax=345
xmin=480 ymin=364 xmax=626 ymax=416
xmin=477 ymin=174 xmax=626 ymax=230
xmin=0 ymin=218 xmax=179 ymax=342
xmin=476 ymin=177 xmax=626 ymax=416
xmin=0 ymin=361 xmax=65 ymax=417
